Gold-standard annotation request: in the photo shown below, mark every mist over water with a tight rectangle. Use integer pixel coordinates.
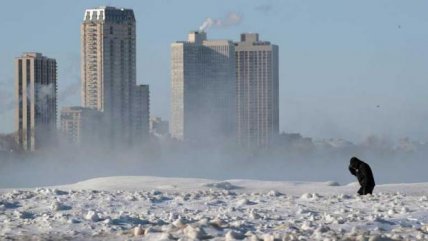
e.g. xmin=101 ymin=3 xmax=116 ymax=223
xmin=1 ymin=134 xmax=427 ymax=189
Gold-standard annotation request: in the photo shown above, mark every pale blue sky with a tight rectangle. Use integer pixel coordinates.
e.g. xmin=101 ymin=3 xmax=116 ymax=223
xmin=0 ymin=0 xmax=427 ymax=142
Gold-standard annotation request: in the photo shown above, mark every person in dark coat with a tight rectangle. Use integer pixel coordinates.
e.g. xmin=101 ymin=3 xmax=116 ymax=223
xmin=348 ymin=157 xmax=375 ymax=195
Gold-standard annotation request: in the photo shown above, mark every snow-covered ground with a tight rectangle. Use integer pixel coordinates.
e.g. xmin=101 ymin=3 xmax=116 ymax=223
xmin=1 ymin=176 xmax=428 ymax=240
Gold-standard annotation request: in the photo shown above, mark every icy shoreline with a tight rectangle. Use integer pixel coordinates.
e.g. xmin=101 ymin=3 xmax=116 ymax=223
xmin=1 ymin=176 xmax=428 ymax=240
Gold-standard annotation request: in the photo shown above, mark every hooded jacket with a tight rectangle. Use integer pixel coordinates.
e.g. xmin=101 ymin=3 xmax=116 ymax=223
xmin=348 ymin=157 xmax=375 ymax=188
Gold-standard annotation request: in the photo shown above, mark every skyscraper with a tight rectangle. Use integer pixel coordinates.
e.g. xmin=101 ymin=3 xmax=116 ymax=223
xmin=81 ymin=6 xmax=137 ymax=146
xmin=171 ymin=31 xmax=236 ymax=144
xmin=134 ymin=85 xmax=150 ymax=142
xmin=235 ymin=33 xmax=279 ymax=147
xmin=16 ymin=52 xmax=57 ymax=151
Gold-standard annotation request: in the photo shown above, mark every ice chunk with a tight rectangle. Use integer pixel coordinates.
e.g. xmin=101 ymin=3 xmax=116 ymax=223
xmin=172 ymin=217 xmax=187 ymax=228
xmin=50 ymin=201 xmax=71 ymax=211
xmin=134 ymin=225 xmax=143 ymax=236
xmin=85 ymin=211 xmax=100 ymax=222
xmin=300 ymin=193 xmax=320 ymax=200
xmin=267 ymin=190 xmax=283 ymax=197
xmin=225 ymin=230 xmax=245 ymax=240
xmin=236 ymin=198 xmax=256 ymax=206
xmin=183 ymin=225 xmax=208 ymax=239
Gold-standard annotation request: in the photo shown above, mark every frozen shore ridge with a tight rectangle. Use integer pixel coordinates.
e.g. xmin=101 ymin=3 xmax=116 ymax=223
xmin=1 ymin=176 xmax=428 ymax=241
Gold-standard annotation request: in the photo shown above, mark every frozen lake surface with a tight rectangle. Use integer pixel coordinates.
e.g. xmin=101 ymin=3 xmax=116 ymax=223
xmin=1 ymin=176 xmax=428 ymax=240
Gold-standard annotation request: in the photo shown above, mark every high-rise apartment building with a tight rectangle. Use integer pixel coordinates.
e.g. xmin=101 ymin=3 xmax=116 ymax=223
xmin=171 ymin=31 xmax=236 ymax=144
xmin=60 ymin=106 xmax=103 ymax=145
xmin=134 ymin=85 xmax=150 ymax=142
xmin=81 ymin=6 xmax=137 ymax=146
xmin=16 ymin=52 xmax=57 ymax=151
xmin=235 ymin=33 xmax=279 ymax=147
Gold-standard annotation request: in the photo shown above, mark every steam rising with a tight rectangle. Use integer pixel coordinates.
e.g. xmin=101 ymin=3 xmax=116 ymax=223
xmin=199 ymin=12 xmax=242 ymax=32
xmin=59 ymin=81 xmax=80 ymax=101
xmin=1 ymin=133 xmax=427 ymax=189
xmin=0 ymin=92 xmax=13 ymax=115
xmin=0 ymin=81 xmax=79 ymax=116
xmin=36 ymin=83 xmax=55 ymax=100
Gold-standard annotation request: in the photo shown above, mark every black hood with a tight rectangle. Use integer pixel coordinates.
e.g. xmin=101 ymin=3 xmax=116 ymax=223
xmin=350 ymin=157 xmax=361 ymax=168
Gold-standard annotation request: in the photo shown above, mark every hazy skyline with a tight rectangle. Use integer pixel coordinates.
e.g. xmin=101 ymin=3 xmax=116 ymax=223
xmin=1 ymin=0 xmax=427 ymax=143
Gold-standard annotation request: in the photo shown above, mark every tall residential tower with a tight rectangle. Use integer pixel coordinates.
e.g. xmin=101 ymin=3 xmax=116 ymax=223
xmin=235 ymin=33 xmax=279 ymax=147
xmin=16 ymin=52 xmax=57 ymax=151
xmin=171 ymin=32 xmax=236 ymax=144
xmin=134 ymin=84 xmax=150 ymax=142
xmin=81 ymin=6 xmax=137 ymax=146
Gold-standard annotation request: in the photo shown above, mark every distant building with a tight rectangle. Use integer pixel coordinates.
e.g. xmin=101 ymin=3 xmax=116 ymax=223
xmin=150 ymin=117 xmax=169 ymax=137
xmin=15 ymin=52 xmax=57 ymax=152
xmin=0 ymin=133 xmax=20 ymax=152
xmin=170 ymin=31 xmax=236 ymax=144
xmin=134 ymin=85 xmax=150 ymax=142
xmin=81 ymin=6 xmax=138 ymax=146
xmin=60 ymin=106 xmax=103 ymax=145
xmin=235 ymin=33 xmax=279 ymax=147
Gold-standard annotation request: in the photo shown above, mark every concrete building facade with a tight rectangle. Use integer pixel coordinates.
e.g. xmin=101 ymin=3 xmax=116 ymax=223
xmin=60 ymin=106 xmax=103 ymax=146
xmin=16 ymin=52 xmax=57 ymax=151
xmin=235 ymin=33 xmax=279 ymax=147
xmin=81 ymin=6 xmax=137 ymax=146
xmin=171 ymin=31 xmax=236 ymax=144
